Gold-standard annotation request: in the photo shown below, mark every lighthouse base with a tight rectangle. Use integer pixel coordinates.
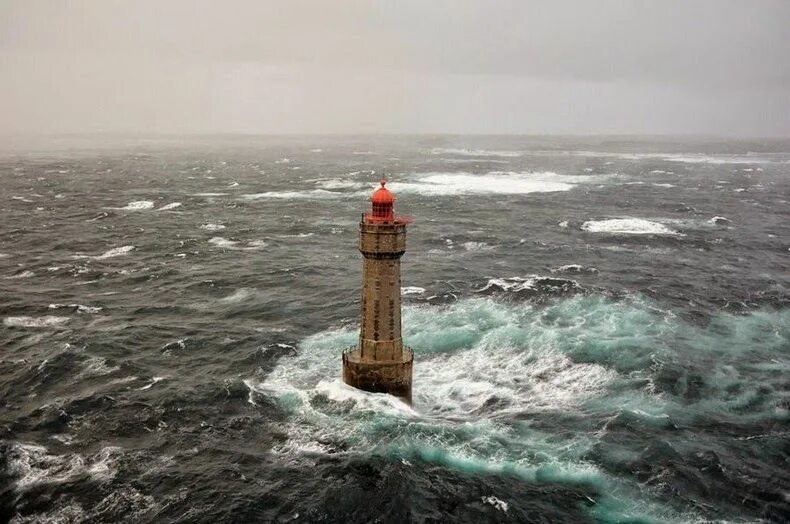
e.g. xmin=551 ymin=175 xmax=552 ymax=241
xmin=342 ymin=348 xmax=413 ymax=404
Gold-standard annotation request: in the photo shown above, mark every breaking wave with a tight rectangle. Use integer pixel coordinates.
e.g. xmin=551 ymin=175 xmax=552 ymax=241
xmin=581 ymin=218 xmax=681 ymax=236
xmin=112 ymin=201 xmax=154 ymax=211
xmin=245 ymin=295 xmax=789 ymax=522
xmin=430 ymin=148 xmax=524 ymax=158
xmin=208 ymin=237 xmax=267 ymax=250
xmin=4 ymin=316 xmax=70 ymax=328
xmin=390 ymin=172 xmax=597 ymax=196
xmin=73 ymin=245 xmax=135 ymax=260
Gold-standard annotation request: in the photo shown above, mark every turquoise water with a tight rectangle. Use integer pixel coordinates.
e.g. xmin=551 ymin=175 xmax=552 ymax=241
xmin=251 ymin=295 xmax=789 ymax=522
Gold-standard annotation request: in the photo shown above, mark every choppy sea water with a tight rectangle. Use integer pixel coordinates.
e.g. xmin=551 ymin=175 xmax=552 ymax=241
xmin=1 ymin=136 xmax=788 ymax=523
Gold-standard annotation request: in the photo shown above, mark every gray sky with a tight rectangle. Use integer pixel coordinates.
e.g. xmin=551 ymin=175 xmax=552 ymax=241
xmin=2 ymin=0 xmax=789 ymax=136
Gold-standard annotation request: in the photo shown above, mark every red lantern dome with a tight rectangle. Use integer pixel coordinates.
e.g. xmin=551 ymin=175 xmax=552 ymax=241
xmin=371 ymin=179 xmax=394 ymax=204
xmin=370 ymin=179 xmax=395 ymax=220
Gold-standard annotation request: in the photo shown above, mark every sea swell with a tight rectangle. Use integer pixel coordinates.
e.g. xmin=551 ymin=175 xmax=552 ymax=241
xmin=1 ymin=137 xmax=788 ymax=522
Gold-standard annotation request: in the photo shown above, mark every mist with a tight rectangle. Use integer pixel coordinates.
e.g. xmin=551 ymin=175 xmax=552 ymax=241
xmin=2 ymin=0 xmax=789 ymax=136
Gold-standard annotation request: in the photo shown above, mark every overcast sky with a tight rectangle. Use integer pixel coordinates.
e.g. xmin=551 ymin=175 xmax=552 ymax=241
xmin=2 ymin=1 xmax=789 ymax=136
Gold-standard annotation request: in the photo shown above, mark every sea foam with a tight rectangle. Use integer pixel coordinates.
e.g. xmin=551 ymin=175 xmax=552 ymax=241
xmin=430 ymin=147 xmax=524 ymax=157
xmin=5 ymin=270 xmax=35 ymax=279
xmin=581 ymin=218 xmax=680 ymax=236
xmin=208 ymin=237 xmax=267 ymax=250
xmin=391 ymin=172 xmax=584 ymax=196
xmin=4 ymin=316 xmax=70 ymax=328
xmin=74 ymin=245 xmax=136 ymax=260
xmin=115 ymin=201 xmax=154 ymax=210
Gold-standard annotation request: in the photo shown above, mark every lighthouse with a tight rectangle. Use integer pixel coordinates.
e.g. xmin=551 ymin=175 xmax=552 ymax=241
xmin=342 ymin=179 xmax=414 ymax=403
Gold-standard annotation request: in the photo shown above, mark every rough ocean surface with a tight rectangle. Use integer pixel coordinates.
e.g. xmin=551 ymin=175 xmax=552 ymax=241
xmin=0 ymin=136 xmax=788 ymax=523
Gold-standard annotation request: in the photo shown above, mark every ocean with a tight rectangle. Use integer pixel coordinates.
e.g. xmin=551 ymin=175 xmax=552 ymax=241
xmin=1 ymin=135 xmax=788 ymax=522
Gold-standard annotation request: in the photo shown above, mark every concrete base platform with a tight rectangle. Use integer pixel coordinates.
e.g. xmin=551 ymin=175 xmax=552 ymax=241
xmin=342 ymin=348 xmax=413 ymax=404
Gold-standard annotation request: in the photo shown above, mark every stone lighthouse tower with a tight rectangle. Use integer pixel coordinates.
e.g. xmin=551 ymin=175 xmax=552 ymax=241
xmin=342 ymin=179 xmax=413 ymax=403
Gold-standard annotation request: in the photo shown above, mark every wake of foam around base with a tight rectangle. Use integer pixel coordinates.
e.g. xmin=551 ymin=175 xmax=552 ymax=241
xmin=244 ymin=294 xmax=788 ymax=522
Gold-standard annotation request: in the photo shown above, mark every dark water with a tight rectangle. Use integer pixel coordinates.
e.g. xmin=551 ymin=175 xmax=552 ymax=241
xmin=1 ymin=136 xmax=788 ymax=523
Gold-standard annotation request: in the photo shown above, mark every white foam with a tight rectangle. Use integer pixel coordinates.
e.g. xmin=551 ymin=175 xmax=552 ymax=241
xmin=208 ymin=237 xmax=267 ymax=250
xmin=401 ymin=286 xmax=426 ymax=296
xmin=157 ymin=202 xmax=181 ymax=211
xmin=209 ymin=237 xmax=237 ymax=248
xmin=317 ymin=179 xmax=367 ymax=190
xmin=277 ymin=232 xmax=315 ymax=238
xmin=6 ymin=270 xmax=34 ymax=279
xmin=78 ymin=356 xmax=120 ymax=378
xmin=441 ymin=158 xmax=510 ymax=164
xmin=48 ymin=303 xmax=103 ymax=314
xmin=12 ymin=195 xmax=34 ymax=203
xmin=708 ymin=216 xmax=731 ymax=225
xmin=651 ymin=183 xmax=675 ymax=188
xmin=477 ymin=275 xmax=582 ymax=294
xmin=275 ymin=158 xmax=291 ymax=164
xmin=220 ymin=288 xmax=256 ymax=303
xmin=242 ymin=189 xmax=346 ymax=200
xmin=115 ymin=201 xmax=154 ymax=210
xmin=314 ymin=379 xmax=417 ymax=415
xmin=139 ymin=376 xmax=167 ymax=390
xmin=190 ymin=192 xmax=228 ymax=197
xmin=200 ymin=223 xmax=226 ymax=231
xmin=4 ymin=316 xmax=70 ymax=328
xmin=481 ymin=495 xmax=509 ymax=513
xmin=581 ymin=218 xmax=680 ymax=236
xmin=236 ymin=296 xmax=646 ymax=513
xmin=462 ymin=241 xmax=495 ymax=251
xmin=244 ymin=171 xmax=605 ymax=200
xmin=93 ymin=245 xmax=135 ymax=259
xmin=565 ymin=150 xmax=776 ymax=164
xmin=430 ymin=147 xmax=523 ymax=157
xmin=391 ymin=172 xmax=589 ymax=196
xmin=6 ymin=443 xmax=122 ymax=492
xmin=0 ymin=253 xmax=10 ymax=258
xmin=550 ymin=264 xmax=598 ymax=274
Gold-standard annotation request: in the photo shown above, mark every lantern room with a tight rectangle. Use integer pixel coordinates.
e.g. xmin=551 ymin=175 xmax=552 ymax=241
xmin=363 ymin=179 xmax=412 ymax=225
xmin=370 ymin=179 xmax=395 ymax=220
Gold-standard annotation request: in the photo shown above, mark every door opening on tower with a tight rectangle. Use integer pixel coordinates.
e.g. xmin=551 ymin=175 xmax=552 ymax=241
xmin=341 ymin=179 xmax=414 ymax=404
